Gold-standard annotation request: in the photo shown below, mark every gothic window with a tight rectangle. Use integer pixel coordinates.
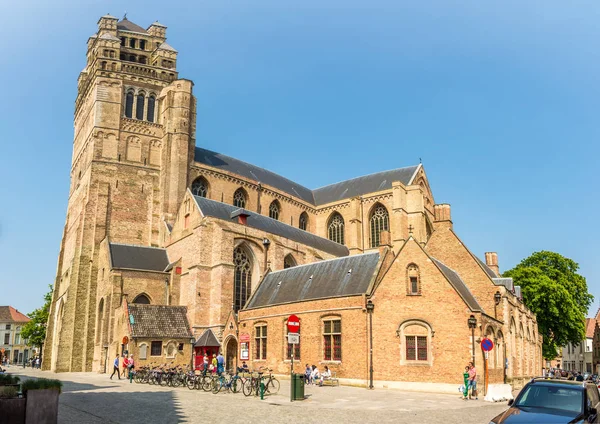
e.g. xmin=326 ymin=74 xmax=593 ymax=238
xmin=407 ymin=264 xmax=420 ymax=295
xmin=125 ymin=91 xmax=134 ymax=118
xmin=327 ymin=213 xmax=345 ymax=245
xmin=140 ymin=40 xmax=146 ymax=50
xmin=132 ymin=294 xmax=150 ymax=304
xmin=269 ymin=201 xmax=280 ymax=220
xmin=136 ymin=93 xmax=145 ymax=120
xmin=233 ymin=188 xmax=247 ymax=208
xmin=299 ymin=212 xmax=308 ymax=231
xmin=234 ymin=246 xmax=252 ymax=312
xmin=147 ymin=96 xmax=156 ymax=122
xmin=369 ymin=204 xmax=389 ymax=248
xmin=284 ymin=254 xmax=297 ymax=269
xmin=96 ymin=298 xmax=104 ymax=344
xmin=191 ymin=177 xmax=209 ymax=197
xmin=323 ymin=318 xmax=341 ymax=361
xmin=255 ymin=325 xmax=267 ymax=360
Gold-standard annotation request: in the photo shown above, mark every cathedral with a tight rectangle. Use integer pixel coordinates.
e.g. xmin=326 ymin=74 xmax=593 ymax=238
xmin=44 ymin=15 xmax=541 ymax=391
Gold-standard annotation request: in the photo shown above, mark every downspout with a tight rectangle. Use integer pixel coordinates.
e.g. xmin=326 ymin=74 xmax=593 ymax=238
xmin=360 ymin=196 xmax=365 ymax=252
xmin=257 ymin=183 xmax=262 ymax=214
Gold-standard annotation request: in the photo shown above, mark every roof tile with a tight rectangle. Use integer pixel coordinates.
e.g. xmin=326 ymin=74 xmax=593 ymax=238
xmin=127 ymin=304 xmax=192 ymax=339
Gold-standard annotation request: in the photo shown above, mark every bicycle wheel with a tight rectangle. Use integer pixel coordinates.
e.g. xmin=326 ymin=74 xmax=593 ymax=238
xmin=231 ymin=377 xmax=240 ymax=393
xmin=202 ymin=376 xmax=213 ymax=392
xmin=242 ymin=378 xmax=254 ymax=397
xmin=187 ymin=376 xmax=196 ymax=390
xmin=172 ymin=375 xmax=181 ymax=388
xmin=265 ymin=377 xmax=280 ymax=395
xmin=211 ymin=378 xmax=221 ymax=394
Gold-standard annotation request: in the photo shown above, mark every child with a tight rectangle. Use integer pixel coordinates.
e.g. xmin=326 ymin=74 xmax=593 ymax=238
xmin=462 ymin=366 xmax=469 ymax=399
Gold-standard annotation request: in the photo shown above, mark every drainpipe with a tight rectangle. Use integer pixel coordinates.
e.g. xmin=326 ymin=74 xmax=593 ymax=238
xmin=164 ymin=277 xmax=170 ymax=305
xmin=360 ymin=196 xmax=365 ymax=252
xmin=257 ymin=183 xmax=262 ymax=214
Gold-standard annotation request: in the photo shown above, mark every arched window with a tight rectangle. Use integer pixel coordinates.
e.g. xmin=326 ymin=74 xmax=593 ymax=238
xmin=327 ymin=213 xmax=345 ymax=245
xmin=299 ymin=212 xmax=308 ymax=231
xmin=101 ymin=61 xmax=107 ymax=69
xmin=136 ymin=93 xmax=145 ymax=120
xmin=132 ymin=294 xmax=150 ymax=304
xmin=147 ymin=96 xmax=156 ymax=122
xmin=284 ymin=254 xmax=297 ymax=269
xmin=398 ymin=320 xmax=433 ymax=365
xmin=233 ymin=246 xmax=252 ymax=312
xmin=407 ymin=264 xmax=420 ymax=295
xmin=96 ymin=298 xmax=104 ymax=344
xmin=369 ymin=204 xmax=389 ymax=248
xmin=269 ymin=200 xmax=280 ymax=220
xmin=125 ymin=91 xmax=134 ymax=118
xmin=191 ymin=177 xmax=208 ymax=197
xmin=233 ymin=188 xmax=247 ymax=208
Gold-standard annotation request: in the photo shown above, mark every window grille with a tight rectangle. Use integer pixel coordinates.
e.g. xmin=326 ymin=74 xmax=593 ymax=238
xmin=150 ymin=341 xmax=162 ymax=356
xmin=191 ymin=177 xmax=208 ymax=197
xmin=405 ymin=336 xmax=428 ymax=361
xmin=369 ymin=205 xmax=389 ymax=248
xmin=269 ymin=201 xmax=280 ymax=220
xmin=233 ymin=189 xmax=247 ymax=208
xmin=323 ymin=319 xmax=341 ymax=361
xmin=234 ymin=247 xmax=252 ymax=312
xmin=327 ymin=213 xmax=345 ymax=245
xmin=255 ymin=325 xmax=267 ymax=360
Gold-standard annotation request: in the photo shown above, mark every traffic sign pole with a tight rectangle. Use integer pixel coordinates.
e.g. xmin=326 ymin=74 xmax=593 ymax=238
xmin=287 ymin=315 xmax=300 ymax=403
xmin=480 ymin=337 xmax=494 ymax=397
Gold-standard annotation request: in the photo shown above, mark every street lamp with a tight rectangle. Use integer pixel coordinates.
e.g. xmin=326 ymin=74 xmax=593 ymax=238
xmin=366 ymin=300 xmax=375 ymax=390
xmin=468 ymin=315 xmax=477 ymax=365
xmin=190 ymin=337 xmax=196 ymax=370
xmin=494 ymin=291 xmax=502 ymax=319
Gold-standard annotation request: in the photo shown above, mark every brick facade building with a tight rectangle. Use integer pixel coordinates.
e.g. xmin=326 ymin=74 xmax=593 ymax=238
xmin=44 ymin=15 xmax=541 ymax=390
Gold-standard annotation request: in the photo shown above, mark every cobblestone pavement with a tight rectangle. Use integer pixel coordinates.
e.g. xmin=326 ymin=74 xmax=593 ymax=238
xmin=11 ymin=368 xmax=510 ymax=424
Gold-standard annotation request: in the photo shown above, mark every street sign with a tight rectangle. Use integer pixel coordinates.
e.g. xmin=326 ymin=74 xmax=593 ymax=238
xmin=481 ymin=337 xmax=494 ymax=351
xmin=287 ymin=315 xmax=300 ymax=333
xmin=288 ymin=333 xmax=299 ymax=344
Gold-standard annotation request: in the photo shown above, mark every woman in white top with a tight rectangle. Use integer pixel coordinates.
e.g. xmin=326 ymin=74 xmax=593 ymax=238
xmin=310 ymin=365 xmax=320 ymax=384
xmin=320 ymin=366 xmax=331 ymax=386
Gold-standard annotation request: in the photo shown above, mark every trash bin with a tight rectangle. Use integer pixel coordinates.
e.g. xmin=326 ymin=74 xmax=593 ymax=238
xmin=293 ymin=373 xmax=305 ymax=400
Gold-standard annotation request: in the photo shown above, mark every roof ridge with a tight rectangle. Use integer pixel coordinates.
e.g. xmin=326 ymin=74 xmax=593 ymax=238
xmin=312 ymin=165 xmax=420 ymax=191
xmin=268 ymin=252 xmax=380 ymax=275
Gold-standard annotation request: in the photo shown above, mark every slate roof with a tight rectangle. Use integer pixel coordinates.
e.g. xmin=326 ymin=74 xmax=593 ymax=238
xmin=493 ymin=278 xmax=514 ymax=291
xmin=194 ymin=196 xmax=349 ymax=257
xmin=117 ymin=18 xmax=148 ymax=34
xmin=0 ymin=306 xmax=30 ymax=323
xmin=158 ymin=42 xmax=177 ymax=52
xmin=128 ymin=304 xmax=192 ymax=339
xmin=194 ymin=329 xmax=221 ymax=347
xmin=514 ymin=286 xmax=522 ymax=300
xmin=430 ymin=258 xmax=482 ymax=312
xmin=109 ymin=243 xmax=170 ymax=272
xmin=474 ymin=256 xmax=499 ymax=279
xmin=193 ymin=147 xmax=420 ymax=206
xmin=245 ymin=253 xmax=380 ymax=309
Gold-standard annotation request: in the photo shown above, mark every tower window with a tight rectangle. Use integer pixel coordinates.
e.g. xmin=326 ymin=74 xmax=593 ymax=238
xmin=129 ymin=38 xmax=136 ymax=48
xmin=101 ymin=61 xmax=107 ymax=70
xmin=369 ymin=204 xmax=390 ymax=248
xmin=120 ymin=37 xmax=126 ymax=46
xmin=327 ymin=213 xmax=345 ymax=245
xmin=140 ymin=40 xmax=146 ymax=50
xmin=136 ymin=94 xmax=145 ymax=120
xmin=125 ymin=92 xmax=134 ymax=118
xmin=147 ymin=96 xmax=156 ymax=122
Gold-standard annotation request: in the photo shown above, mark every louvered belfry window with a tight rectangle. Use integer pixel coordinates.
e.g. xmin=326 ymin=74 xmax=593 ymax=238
xmin=234 ymin=246 xmax=252 ymax=312
xmin=327 ymin=213 xmax=345 ymax=245
xmin=369 ymin=204 xmax=389 ymax=248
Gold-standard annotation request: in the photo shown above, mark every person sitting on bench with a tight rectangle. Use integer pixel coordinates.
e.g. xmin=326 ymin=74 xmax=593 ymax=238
xmin=319 ymin=366 xmax=331 ymax=386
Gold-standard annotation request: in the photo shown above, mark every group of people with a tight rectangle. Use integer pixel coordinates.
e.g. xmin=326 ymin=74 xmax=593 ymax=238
xmin=0 ymin=355 xmax=40 ymax=369
xmin=201 ymin=352 xmax=225 ymax=375
xmin=110 ymin=353 xmax=135 ymax=383
xmin=305 ymin=364 xmax=332 ymax=386
xmin=461 ymin=361 xmax=478 ymax=400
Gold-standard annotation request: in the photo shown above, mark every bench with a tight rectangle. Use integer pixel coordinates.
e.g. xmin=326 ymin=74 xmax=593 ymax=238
xmin=321 ymin=372 xmax=339 ymax=386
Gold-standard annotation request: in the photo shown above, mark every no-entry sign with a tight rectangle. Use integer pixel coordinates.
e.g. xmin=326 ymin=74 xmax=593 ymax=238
xmin=287 ymin=314 xmax=300 ymax=333
xmin=481 ymin=337 xmax=494 ymax=351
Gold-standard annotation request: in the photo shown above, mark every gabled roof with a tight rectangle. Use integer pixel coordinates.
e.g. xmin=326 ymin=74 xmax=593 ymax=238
xmin=194 ymin=329 xmax=221 ymax=347
xmin=193 ymin=147 xmax=420 ymax=206
xmin=193 ymin=196 xmax=349 ymax=257
xmin=117 ymin=18 xmax=148 ymax=34
xmin=245 ymin=253 xmax=380 ymax=309
xmin=0 ymin=306 xmax=30 ymax=323
xmin=158 ymin=42 xmax=177 ymax=52
xmin=586 ymin=318 xmax=596 ymax=339
xmin=474 ymin=255 xmax=499 ymax=279
xmin=128 ymin=304 xmax=192 ymax=339
xmin=430 ymin=258 xmax=482 ymax=312
xmin=109 ymin=243 xmax=170 ymax=272
xmin=312 ymin=165 xmax=420 ymax=205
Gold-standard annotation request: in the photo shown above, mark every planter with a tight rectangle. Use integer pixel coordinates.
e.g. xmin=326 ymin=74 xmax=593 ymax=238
xmin=25 ymin=388 xmax=60 ymax=424
xmin=0 ymin=397 xmax=26 ymax=424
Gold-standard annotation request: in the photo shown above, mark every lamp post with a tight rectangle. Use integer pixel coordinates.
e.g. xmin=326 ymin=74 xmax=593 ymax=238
xmin=366 ymin=300 xmax=375 ymax=389
xmin=468 ymin=315 xmax=477 ymax=365
xmin=494 ymin=291 xmax=502 ymax=319
xmin=190 ymin=337 xmax=196 ymax=370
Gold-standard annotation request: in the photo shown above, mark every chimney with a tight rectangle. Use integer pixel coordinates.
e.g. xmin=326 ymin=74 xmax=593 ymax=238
xmin=433 ymin=203 xmax=452 ymax=229
xmin=230 ymin=209 xmax=250 ymax=226
xmin=379 ymin=230 xmax=392 ymax=254
xmin=485 ymin=252 xmax=499 ymax=276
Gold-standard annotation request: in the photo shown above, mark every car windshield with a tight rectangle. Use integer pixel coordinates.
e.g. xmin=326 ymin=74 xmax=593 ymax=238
xmin=515 ymin=385 xmax=583 ymax=414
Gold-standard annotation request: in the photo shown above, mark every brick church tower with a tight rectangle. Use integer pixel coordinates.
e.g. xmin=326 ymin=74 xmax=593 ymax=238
xmin=43 ymin=15 xmax=196 ymax=372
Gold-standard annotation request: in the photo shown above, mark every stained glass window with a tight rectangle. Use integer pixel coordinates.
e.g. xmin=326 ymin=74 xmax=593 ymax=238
xmin=233 ymin=188 xmax=247 ymax=208
xmin=234 ymin=246 xmax=252 ymax=312
xmin=327 ymin=213 xmax=345 ymax=245
xmin=191 ymin=177 xmax=208 ymax=197
xmin=369 ymin=204 xmax=389 ymax=248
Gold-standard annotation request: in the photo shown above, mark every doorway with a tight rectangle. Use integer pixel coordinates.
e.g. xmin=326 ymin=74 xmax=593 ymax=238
xmin=226 ymin=338 xmax=238 ymax=371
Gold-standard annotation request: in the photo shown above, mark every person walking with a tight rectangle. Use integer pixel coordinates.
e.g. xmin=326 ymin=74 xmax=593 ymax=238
xmin=305 ymin=364 xmax=312 ymax=384
xmin=216 ymin=352 xmax=224 ymax=375
xmin=110 ymin=354 xmax=121 ymax=380
xmin=202 ymin=353 xmax=209 ymax=376
xmin=462 ymin=366 xmax=470 ymax=399
xmin=127 ymin=354 xmax=135 ymax=383
xmin=468 ymin=362 xmax=478 ymax=400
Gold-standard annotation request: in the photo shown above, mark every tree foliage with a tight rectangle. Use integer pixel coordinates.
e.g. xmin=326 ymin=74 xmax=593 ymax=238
xmin=504 ymin=251 xmax=592 ymax=360
xmin=21 ymin=285 xmax=53 ymax=349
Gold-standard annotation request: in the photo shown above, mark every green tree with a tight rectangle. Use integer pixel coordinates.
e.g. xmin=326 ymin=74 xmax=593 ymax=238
xmin=504 ymin=251 xmax=592 ymax=359
xmin=21 ymin=285 xmax=53 ymax=350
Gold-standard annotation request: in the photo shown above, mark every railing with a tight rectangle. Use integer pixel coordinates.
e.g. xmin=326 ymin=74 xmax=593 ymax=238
xmin=121 ymin=63 xmax=177 ymax=82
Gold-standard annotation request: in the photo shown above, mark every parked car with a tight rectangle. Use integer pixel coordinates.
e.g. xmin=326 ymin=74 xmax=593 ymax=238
xmin=489 ymin=378 xmax=600 ymax=423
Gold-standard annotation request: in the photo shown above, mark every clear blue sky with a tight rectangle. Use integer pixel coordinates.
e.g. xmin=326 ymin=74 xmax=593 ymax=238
xmin=0 ymin=0 xmax=598 ymax=316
